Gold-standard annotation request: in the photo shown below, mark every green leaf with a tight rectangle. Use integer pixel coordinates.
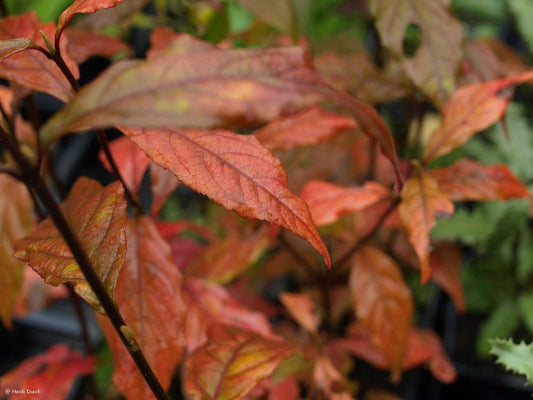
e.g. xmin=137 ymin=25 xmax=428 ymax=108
xmin=432 ymin=207 xmax=495 ymax=246
xmin=517 ymin=229 xmax=533 ymax=283
xmin=508 ymin=0 xmax=533 ymax=54
xmin=477 ymin=300 xmax=520 ymax=357
xmin=519 ymin=292 xmax=533 ymax=334
xmin=489 ymin=338 xmax=533 ymax=386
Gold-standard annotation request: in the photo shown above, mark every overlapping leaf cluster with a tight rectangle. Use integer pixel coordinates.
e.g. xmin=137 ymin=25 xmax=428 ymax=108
xmin=0 ymin=0 xmax=533 ymax=399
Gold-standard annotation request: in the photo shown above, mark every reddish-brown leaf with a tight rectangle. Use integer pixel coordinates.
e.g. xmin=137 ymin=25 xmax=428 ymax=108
xmin=423 ymin=72 xmax=533 ymax=162
xmin=366 ymin=389 xmax=403 ymax=400
xmin=369 ymin=0 xmax=463 ymax=107
xmin=430 ymin=242 xmax=465 ymax=313
xmin=312 ymin=355 xmax=350 ymax=399
xmin=300 ymin=180 xmax=392 ymax=226
xmin=184 ymin=278 xmax=273 ymax=352
xmin=267 ymin=375 xmax=300 ymax=400
xmin=57 ymin=0 xmax=125 ymax=38
xmin=254 ymin=106 xmax=357 ymax=151
xmin=120 ymin=127 xmax=330 ymax=267
xmin=279 ymin=292 xmax=320 ymax=335
xmin=350 ymin=245 xmax=414 ymax=380
xmin=149 ymin=164 xmax=180 ymax=217
xmin=0 ymin=175 xmax=33 ymax=328
xmin=98 ymin=136 xmax=150 ymax=196
xmin=0 ymin=344 xmax=94 ymax=400
xmin=147 ymin=28 xmax=215 ymax=59
xmin=186 ymin=228 xmax=271 ymax=283
xmin=97 ymin=216 xmax=185 ymax=400
xmin=39 ymin=46 xmax=325 ymax=145
xmin=0 ymin=12 xmax=79 ymax=102
xmin=0 ymin=38 xmax=39 ymax=60
xmin=342 ymin=323 xmax=456 ymax=383
xmin=184 ymin=325 xmax=296 ymax=400
xmin=399 ymin=174 xmax=454 ymax=284
xmin=65 ymin=28 xmax=132 ymax=64
xmin=13 ymin=177 xmax=127 ymax=313
xmin=429 ymin=158 xmax=531 ymax=201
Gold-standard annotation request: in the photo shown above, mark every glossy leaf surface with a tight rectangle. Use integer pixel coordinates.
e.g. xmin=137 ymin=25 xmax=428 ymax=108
xmin=39 ymin=46 xmax=325 ymax=146
xmin=0 ymin=12 xmax=79 ymax=102
xmin=13 ymin=178 xmax=127 ymax=313
xmin=429 ymin=158 xmax=531 ymax=201
xmin=369 ymin=0 xmax=463 ymax=107
xmin=0 ymin=344 xmax=94 ymax=400
xmin=0 ymin=175 xmax=33 ymax=328
xmin=254 ymin=106 xmax=357 ymax=151
xmin=184 ymin=325 xmax=296 ymax=400
xmin=301 ymin=180 xmax=391 ymax=226
xmin=279 ymin=292 xmax=320 ymax=335
xmin=423 ymin=72 xmax=533 ymax=162
xmin=57 ymin=0 xmax=125 ymax=38
xmin=121 ymin=127 xmax=330 ymax=267
xmin=350 ymin=245 xmax=413 ymax=379
xmin=97 ymin=216 xmax=185 ymax=400
xmin=399 ymin=174 xmax=454 ymax=283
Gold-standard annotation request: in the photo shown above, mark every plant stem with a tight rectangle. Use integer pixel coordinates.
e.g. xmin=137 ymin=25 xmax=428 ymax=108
xmin=0 ymin=130 xmax=170 ymax=400
xmin=96 ymin=129 xmax=144 ymax=215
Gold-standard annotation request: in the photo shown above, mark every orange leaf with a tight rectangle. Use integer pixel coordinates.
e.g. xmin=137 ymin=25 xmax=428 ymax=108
xmin=183 ymin=278 xmax=273 ymax=352
xmin=0 ymin=344 xmax=94 ymax=400
xmin=0 ymin=12 xmax=79 ymax=102
xmin=39 ymin=45 xmax=325 ymax=145
xmin=147 ymin=28 xmax=215 ymax=59
xmin=267 ymin=375 xmax=300 ymax=400
xmin=300 ymin=180 xmax=392 ymax=226
xmin=149 ymin=164 xmax=180 ymax=217
xmin=0 ymin=175 xmax=33 ymax=328
xmin=120 ymin=127 xmax=330 ymax=267
xmin=430 ymin=242 xmax=465 ymax=313
xmin=184 ymin=325 xmax=296 ymax=400
xmin=423 ymin=71 xmax=533 ymax=162
xmin=13 ymin=177 xmax=127 ymax=313
xmin=186 ymin=228 xmax=271 ymax=283
xmin=399 ymin=174 xmax=454 ymax=284
xmin=65 ymin=28 xmax=132 ymax=64
xmin=312 ymin=355 xmax=349 ymax=399
xmin=98 ymin=136 xmax=150 ymax=195
xmin=279 ymin=292 xmax=320 ymax=335
xmin=429 ymin=158 xmax=531 ymax=201
xmin=57 ymin=0 xmax=125 ymax=38
xmin=350 ymin=245 xmax=413 ymax=380
xmin=254 ymin=106 xmax=358 ymax=151
xmin=97 ymin=216 xmax=185 ymax=400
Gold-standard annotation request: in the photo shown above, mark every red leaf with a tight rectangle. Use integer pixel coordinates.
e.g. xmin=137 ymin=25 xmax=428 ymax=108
xmin=149 ymin=164 xmax=180 ymax=217
xmin=0 ymin=344 xmax=95 ymax=400
xmin=57 ymin=0 xmax=125 ymax=38
xmin=350 ymin=245 xmax=413 ymax=380
xmin=312 ymin=355 xmax=347 ymax=399
xmin=65 ymin=28 xmax=132 ymax=64
xmin=184 ymin=278 xmax=273 ymax=352
xmin=39 ymin=46 xmax=325 ymax=145
xmin=423 ymin=72 xmax=533 ymax=162
xmin=147 ymin=28 xmax=215 ymax=59
xmin=300 ymin=180 xmax=391 ymax=226
xmin=13 ymin=177 xmax=127 ymax=313
xmin=0 ymin=175 xmax=33 ymax=327
xmin=279 ymin=292 xmax=320 ymax=335
xmin=254 ymin=106 xmax=358 ymax=151
xmin=183 ymin=325 xmax=296 ymax=400
xmin=429 ymin=158 xmax=531 ymax=201
xmin=267 ymin=375 xmax=300 ymax=400
xmin=399 ymin=174 xmax=454 ymax=284
xmin=98 ymin=136 xmax=150 ymax=195
xmin=430 ymin=242 xmax=465 ymax=313
xmin=186 ymin=228 xmax=271 ymax=283
xmin=97 ymin=216 xmax=185 ymax=400
xmin=342 ymin=323 xmax=456 ymax=383
xmin=120 ymin=127 xmax=330 ymax=267
xmin=0 ymin=12 xmax=79 ymax=102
